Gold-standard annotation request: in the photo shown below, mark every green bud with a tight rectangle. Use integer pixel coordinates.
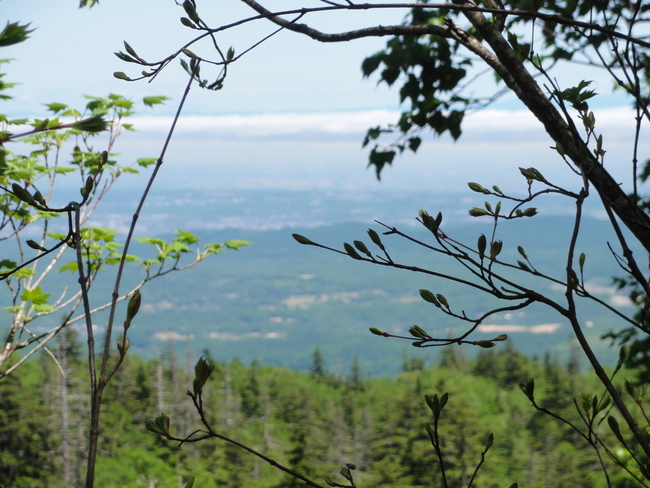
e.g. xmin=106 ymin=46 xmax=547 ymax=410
xmin=519 ymin=378 xmax=535 ymax=403
xmin=369 ymin=327 xmax=388 ymax=337
xmin=12 ymin=183 xmax=35 ymax=205
xmin=113 ymin=71 xmax=131 ymax=81
xmin=493 ymin=334 xmax=508 ymax=341
xmin=607 ymin=415 xmax=623 ymax=442
xmin=409 ymin=325 xmax=429 ymax=339
xmin=485 ymin=432 xmax=494 ymax=450
xmin=26 ymin=239 xmax=47 ymax=252
xmin=419 ymin=289 xmax=440 ymax=307
xmin=469 ymin=207 xmax=489 ymax=217
xmin=180 ymin=17 xmax=196 ymax=28
xmin=477 ymin=234 xmax=487 ymax=259
xmin=226 ymin=46 xmax=235 ymax=62
xmin=82 ymin=175 xmax=94 ymax=198
xmin=517 ymin=260 xmax=531 ymax=271
xmin=436 ymin=294 xmax=449 ymax=309
xmin=182 ymin=0 xmax=200 ymax=23
xmin=192 ymin=357 xmax=214 ymax=396
xmin=476 ymin=340 xmax=495 ymax=348
xmin=123 ymin=41 xmax=138 ymax=58
xmin=32 ymin=190 xmax=46 ymax=206
xmin=353 ymin=240 xmax=372 ymax=257
xmin=517 ymin=246 xmax=527 ymax=259
xmin=521 ymin=207 xmax=537 ymax=217
xmin=367 ymin=229 xmax=385 ymax=251
xmin=126 ymin=290 xmax=141 ymax=324
xmin=343 ymin=242 xmax=362 ymax=260
xmin=117 ymin=338 xmax=130 ymax=356
xmin=489 ymin=240 xmax=503 ymax=260
xmin=292 ymin=234 xmax=315 ymax=246
xmin=181 ymin=48 xmax=199 ymax=58
xmin=468 ymin=182 xmax=489 ymax=194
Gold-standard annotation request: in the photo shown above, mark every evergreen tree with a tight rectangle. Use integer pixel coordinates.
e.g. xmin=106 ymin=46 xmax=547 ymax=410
xmin=0 ymin=360 xmax=59 ymax=487
xmin=309 ymin=347 xmax=325 ymax=379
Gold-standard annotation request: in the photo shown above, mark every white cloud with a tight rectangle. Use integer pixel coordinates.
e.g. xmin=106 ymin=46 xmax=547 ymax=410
xmin=129 ymin=106 xmax=642 ymax=144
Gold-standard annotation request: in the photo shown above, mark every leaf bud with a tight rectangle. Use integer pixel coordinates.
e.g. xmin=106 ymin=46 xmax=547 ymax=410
xmin=113 ymin=71 xmax=131 ymax=81
xmin=117 ymin=338 xmax=130 ymax=356
xmin=32 ymin=190 xmax=46 ymax=206
xmin=607 ymin=415 xmax=623 ymax=442
xmin=517 ymin=246 xmax=527 ymax=259
xmin=292 ymin=234 xmax=315 ymax=246
xmin=475 ymin=340 xmax=495 ymax=348
xmin=26 ymin=239 xmax=47 ymax=252
xmin=485 ymin=432 xmax=494 ymax=450
xmin=369 ymin=327 xmax=388 ymax=337
xmin=419 ymin=289 xmax=440 ymax=307
xmin=493 ymin=334 xmax=508 ymax=341
xmin=367 ymin=229 xmax=385 ymax=251
xmin=489 ymin=240 xmax=503 ymax=260
xmin=182 ymin=0 xmax=200 ymax=23
xmin=343 ymin=242 xmax=362 ymax=260
xmin=469 ymin=207 xmax=489 ymax=217
xmin=521 ymin=207 xmax=537 ymax=217
xmin=477 ymin=234 xmax=487 ymax=259
xmin=519 ymin=378 xmax=535 ymax=403
xmin=468 ymin=182 xmax=489 ymax=194
xmin=182 ymin=48 xmax=199 ymax=59
xmin=353 ymin=240 xmax=372 ymax=257
xmin=126 ymin=290 xmax=141 ymax=324
xmin=12 ymin=183 xmax=35 ymax=205
xmin=180 ymin=17 xmax=196 ymax=28
xmin=436 ymin=294 xmax=449 ymax=309
xmin=409 ymin=325 xmax=429 ymax=339
xmin=517 ymin=260 xmax=531 ymax=271
xmin=83 ymin=175 xmax=94 ymax=197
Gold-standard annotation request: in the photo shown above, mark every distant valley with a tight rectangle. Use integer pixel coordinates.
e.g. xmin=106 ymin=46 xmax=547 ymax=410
xmin=12 ymin=189 xmax=635 ymax=376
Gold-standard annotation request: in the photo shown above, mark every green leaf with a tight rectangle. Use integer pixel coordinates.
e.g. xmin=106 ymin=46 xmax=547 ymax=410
xmin=44 ymin=102 xmax=68 ymax=113
xmin=21 ymin=286 xmax=51 ymax=306
xmin=137 ymin=157 xmax=157 ymax=167
xmin=71 ymin=115 xmax=107 ymax=133
xmin=175 ymin=229 xmax=199 ymax=245
xmin=0 ymin=22 xmax=34 ymax=47
xmin=224 ymin=240 xmax=249 ymax=250
xmin=142 ymin=96 xmax=170 ymax=108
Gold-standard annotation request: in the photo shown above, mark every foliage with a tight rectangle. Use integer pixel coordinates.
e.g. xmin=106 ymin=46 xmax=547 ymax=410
xmin=6 ymin=0 xmax=650 ymax=486
xmin=0 ymin=18 xmax=248 ymax=488
xmin=110 ymin=0 xmax=650 ymax=485
xmin=6 ymin=342 xmax=641 ymax=487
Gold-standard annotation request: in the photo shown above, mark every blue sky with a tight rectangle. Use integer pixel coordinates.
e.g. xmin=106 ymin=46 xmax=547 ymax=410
xmin=2 ymin=0 xmax=646 ymax=193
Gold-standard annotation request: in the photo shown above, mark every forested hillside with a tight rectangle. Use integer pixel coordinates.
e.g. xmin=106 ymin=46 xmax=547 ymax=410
xmin=3 ymin=332 xmax=636 ymax=487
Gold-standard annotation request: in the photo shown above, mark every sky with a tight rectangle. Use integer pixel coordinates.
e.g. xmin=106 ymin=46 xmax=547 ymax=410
xmin=2 ymin=0 xmax=647 ymax=194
